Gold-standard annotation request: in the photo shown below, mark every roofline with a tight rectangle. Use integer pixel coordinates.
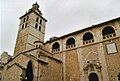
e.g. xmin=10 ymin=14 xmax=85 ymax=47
xmin=45 ymin=17 xmax=120 ymax=43
xmin=19 ymin=10 xmax=47 ymax=22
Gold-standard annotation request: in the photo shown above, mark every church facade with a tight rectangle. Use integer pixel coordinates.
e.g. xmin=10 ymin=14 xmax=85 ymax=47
xmin=1 ymin=3 xmax=120 ymax=81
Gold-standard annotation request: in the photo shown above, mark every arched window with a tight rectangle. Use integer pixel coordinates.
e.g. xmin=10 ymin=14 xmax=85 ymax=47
xmin=36 ymin=45 xmax=38 ymax=48
xmin=40 ymin=20 xmax=42 ymax=24
xmin=22 ymin=24 xmax=24 ymax=29
xmin=23 ymin=18 xmax=26 ymax=23
xmin=52 ymin=42 xmax=60 ymax=49
xmin=27 ymin=16 xmax=29 ymax=21
xmin=66 ymin=37 xmax=75 ymax=49
xmin=36 ymin=17 xmax=39 ymax=22
xmin=83 ymin=32 xmax=93 ymax=41
xmin=52 ymin=42 xmax=60 ymax=53
xmin=35 ymin=23 xmax=38 ymax=29
xmin=102 ymin=26 xmax=116 ymax=39
xmin=39 ymin=26 xmax=41 ymax=31
xmin=89 ymin=73 xmax=99 ymax=81
xmin=25 ymin=60 xmax=33 ymax=81
xmin=25 ymin=23 xmax=27 ymax=28
xmin=83 ymin=32 xmax=94 ymax=44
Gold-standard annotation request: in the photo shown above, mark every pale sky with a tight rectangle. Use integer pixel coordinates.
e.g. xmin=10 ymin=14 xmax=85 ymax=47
xmin=0 ymin=0 xmax=120 ymax=56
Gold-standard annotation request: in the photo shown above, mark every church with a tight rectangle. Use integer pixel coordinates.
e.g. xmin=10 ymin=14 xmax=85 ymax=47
xmin=1 ymin=2 xmax=120 ymax=81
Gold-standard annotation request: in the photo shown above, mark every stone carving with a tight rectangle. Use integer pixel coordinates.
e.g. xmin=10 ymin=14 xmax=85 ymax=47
xmin=83 ymin=51 xmax=101 ymax=73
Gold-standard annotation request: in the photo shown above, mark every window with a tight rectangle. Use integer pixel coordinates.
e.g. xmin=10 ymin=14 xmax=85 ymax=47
xmin=52 ymin=42 xmax=60 ymax=53
xmin=23 ymin=18 xmax=26 ymax=23
xmin=39 ymin=26 xmax=41 ymax=31
xmin=52 ymin=42 xmax=60 ymax=49
xmin=25 ymin=23 xmax=27 ymax=28
xmin=36 ymin=45 xmax=38 ymax=48
xmin=35 ymin=23 xmax=38 ymax=29
xmin=83 ymin=32 xmax=94 ymax=44
xmin=40 ymin=20 xmax=42 ymax=24
xmin=22 ymin=24 xmax=24 ymax=29
xmin=27 ymin=16 xmax=29 ymax=21
xmin=25 ymin=60 xmax=33 ymax=81
xmin=102 ymin=26 xmax=116 ymax=39
xmin=36 ymin=17 xmax=39 ymax=22
xmin=66 ymin=37 xmax=75 ymax=49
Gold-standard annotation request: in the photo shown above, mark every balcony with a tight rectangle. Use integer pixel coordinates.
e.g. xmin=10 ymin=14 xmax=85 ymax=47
xmin=83 ymin=39 xmax=94 ymax=45
xmin=103 ymin=33 xmax=116 ymax=39
xmin=52 ymin=48 xmax=60 ymax=53
xmin=66 ymin=44 xmax=75 ymax=49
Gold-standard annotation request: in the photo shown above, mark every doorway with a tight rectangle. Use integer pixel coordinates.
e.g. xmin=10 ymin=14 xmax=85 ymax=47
xmin=89 ymin=73 xmax=99 ymax=81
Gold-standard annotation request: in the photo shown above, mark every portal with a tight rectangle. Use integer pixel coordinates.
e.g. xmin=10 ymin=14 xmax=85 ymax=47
xmin=89 ymin=73 xmax=99 ymax=81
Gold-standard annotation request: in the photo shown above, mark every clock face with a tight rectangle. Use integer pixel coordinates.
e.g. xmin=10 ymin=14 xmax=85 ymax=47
xmin=106 ymin=43 xmax=117 ymax=54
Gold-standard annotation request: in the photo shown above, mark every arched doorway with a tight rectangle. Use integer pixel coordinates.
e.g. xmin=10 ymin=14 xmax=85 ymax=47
xmin=89 ymin=73 xmax=99 ymax=81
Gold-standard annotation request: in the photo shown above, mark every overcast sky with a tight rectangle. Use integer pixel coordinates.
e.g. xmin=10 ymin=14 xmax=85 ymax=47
xmin=0 ymin=0 xmax=120 ymax=56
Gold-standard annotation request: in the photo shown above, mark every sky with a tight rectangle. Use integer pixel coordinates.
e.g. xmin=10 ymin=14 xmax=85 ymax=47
xmin=0 ymin=0 xmax=120 ymax=56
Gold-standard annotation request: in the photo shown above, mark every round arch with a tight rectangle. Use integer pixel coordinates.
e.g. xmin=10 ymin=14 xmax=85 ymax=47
xmin=66 ymin=37 xmax=75 ymax=46
xmin=102 ymin=26 xmax=115 ymax=36
xmin=52 ymin=42 xmax=60 ymax=49
xmin=83 ymin=32 xmax=94 ymax=41
xmin=89 ymin=73 xmax=99 ymax=81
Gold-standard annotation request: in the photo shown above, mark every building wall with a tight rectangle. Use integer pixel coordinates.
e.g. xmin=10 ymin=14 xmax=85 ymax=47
xmin=45 ymin=18 xmax=120 ymax=81
xmin=1 ymin=49 xmax=62 ymax=81
xmin=39 ymin=58 xmax=62 ymax=81
xmin=1 ymin=3 xmax=120 ymax=81
xmin=103 ymin=38 xmax=120 ymax=81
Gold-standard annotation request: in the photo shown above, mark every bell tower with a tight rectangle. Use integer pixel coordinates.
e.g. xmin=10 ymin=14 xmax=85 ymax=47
xmin=13 ymin=2 xmax=47 ymax=57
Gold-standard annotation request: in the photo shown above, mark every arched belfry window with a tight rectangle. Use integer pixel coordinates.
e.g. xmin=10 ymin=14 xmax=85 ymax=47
xmin=23 ymin=18 xmax=26 ymax=23
xmin=89 ymin=73 xmax=99 ymax=81
xmin=36 ymin=17 xmax=39 ymax=22
xmin=83 ymin=32 xmax=94 ymax=44
xmin=25 ymin=23 xmax=27 ymax=28
xmin=52 ymin=42 xmax=60 ymax=53
xmin=39 ymin=26 xmax=41 ymax=31
xmin=40 ymin=19 xmax=42 ymax=24
xmin=102 ymin=26 xmax=116 ymax=39
xmin=25 ymin=60 xmax=33 ymax=81
xmin=22 ymin=24 xmax=24 ymax=30
xmin=35 ymin=23 xmax=38 ymax=29
xmin=66 ymin=37 xmax=75 ymax=49
xmin=27 ymin=16 xmax=29 ymax=21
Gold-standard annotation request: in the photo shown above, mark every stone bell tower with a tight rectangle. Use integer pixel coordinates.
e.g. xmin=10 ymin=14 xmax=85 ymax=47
xmin=13 ymin=2 xmax=47 ymax=57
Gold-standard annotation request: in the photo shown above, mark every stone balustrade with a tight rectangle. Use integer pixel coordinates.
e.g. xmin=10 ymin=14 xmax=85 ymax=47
xmin=66 ymin=44 xmax=76 ymax=49
xmin=103 ymin=33 xmax=116 ymax=39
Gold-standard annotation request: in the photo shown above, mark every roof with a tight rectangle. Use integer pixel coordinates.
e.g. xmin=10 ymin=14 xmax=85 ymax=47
xmin=45 ymin=17 xmax=120 ymax=43
xmin=19 ymin=8 xmax=47 ymax=22
xmin=7 ymin=63 xmax=26 ymax=70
